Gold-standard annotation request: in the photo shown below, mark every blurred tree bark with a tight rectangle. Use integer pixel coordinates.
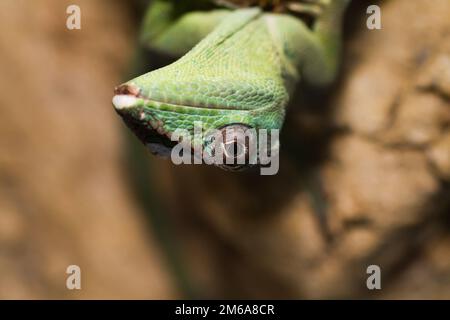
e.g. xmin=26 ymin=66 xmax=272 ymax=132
xmin=0 ymin=0 xmax=176 ymax=299
xmin=149 ymin=0 xmax=450 ymax=298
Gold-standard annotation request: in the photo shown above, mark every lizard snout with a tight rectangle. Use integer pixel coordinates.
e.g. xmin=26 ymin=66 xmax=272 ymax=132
xmin=112 ymin=84 xmax=142 ymax=111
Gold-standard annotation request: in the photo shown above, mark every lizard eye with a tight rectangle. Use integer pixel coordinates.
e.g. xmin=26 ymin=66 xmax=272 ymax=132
xmin=215 ymin=124 xmax=256 ymax=171
xmin=222 ymin=138 xmax=247 ymax=162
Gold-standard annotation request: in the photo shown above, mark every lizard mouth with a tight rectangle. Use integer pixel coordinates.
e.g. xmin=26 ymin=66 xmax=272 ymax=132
xmin=113 ymin=83 xmax=250 ymax=111
xmin=113 ymin=84 xmax=176 ymax=157
xmin=119 ymin=109 xmax=176 ymax=157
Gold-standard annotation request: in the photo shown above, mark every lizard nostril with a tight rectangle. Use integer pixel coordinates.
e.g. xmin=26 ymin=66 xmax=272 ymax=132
xmin=112 ymin=84 xmax=142 ymax=110
xmin=114 ymin=84 xmax=141 ymax=97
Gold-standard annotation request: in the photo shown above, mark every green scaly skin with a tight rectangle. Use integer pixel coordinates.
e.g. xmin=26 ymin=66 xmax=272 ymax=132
xmin=113 ymin=0 xmax=350 ymax=168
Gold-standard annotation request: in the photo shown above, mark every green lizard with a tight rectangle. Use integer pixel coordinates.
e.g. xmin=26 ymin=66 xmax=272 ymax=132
xmin=113 ymin=0 xmax=350 ymax=171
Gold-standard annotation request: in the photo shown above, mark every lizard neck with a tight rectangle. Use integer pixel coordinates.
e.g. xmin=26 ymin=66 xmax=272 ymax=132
xmin=166 ymin=8 xmax=312 ymax=106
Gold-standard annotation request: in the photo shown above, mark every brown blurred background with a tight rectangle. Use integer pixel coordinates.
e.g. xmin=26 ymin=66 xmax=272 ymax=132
xmin=0 ymin=0 xmax=449 ymax=299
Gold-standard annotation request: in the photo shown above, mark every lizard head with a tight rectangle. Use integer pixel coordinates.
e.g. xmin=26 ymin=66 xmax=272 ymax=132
xmin=113 ymin=75 xmax=283 ymax=171
xmin=113 ymin=8 xmax=288 ymax=171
